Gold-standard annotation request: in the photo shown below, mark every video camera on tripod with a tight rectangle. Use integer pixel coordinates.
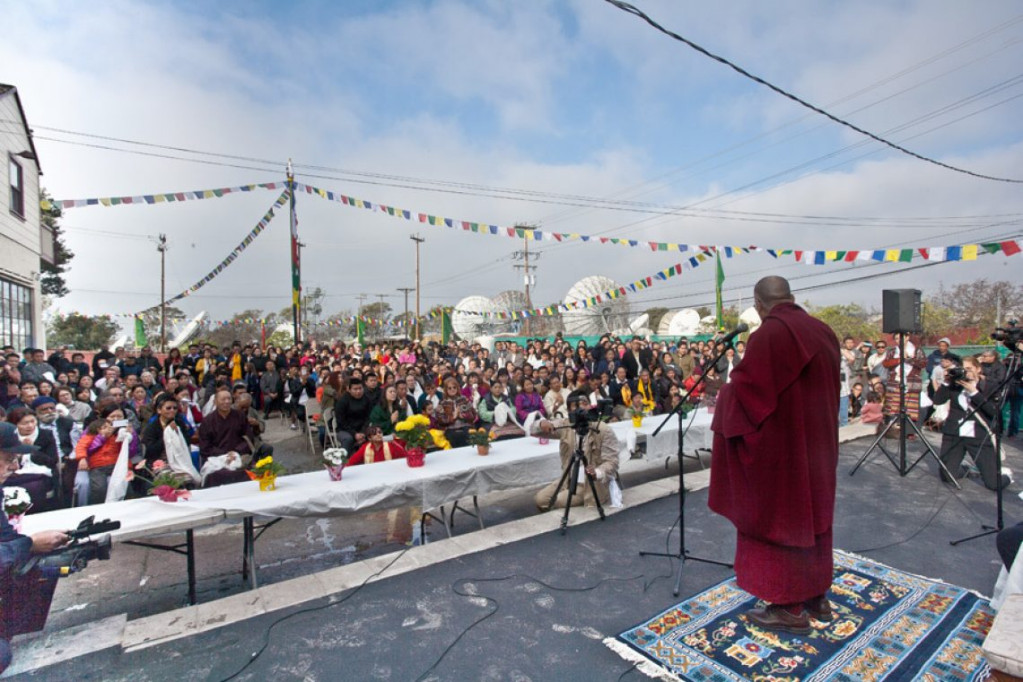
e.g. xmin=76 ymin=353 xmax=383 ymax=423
xmin=17 ymin=516 xmax=120 ymax=579
xmin=567 ymin=397 xmax=614 ymax=431
xmin=991 ymin=320 xmax=1022 ymax=352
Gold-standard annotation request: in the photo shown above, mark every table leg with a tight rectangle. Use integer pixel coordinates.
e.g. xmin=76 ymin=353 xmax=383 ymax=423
xmin=186 ymin=530 xmax=196 ymax=606
xmin=244 ymin=517 xmax=258 ymax=589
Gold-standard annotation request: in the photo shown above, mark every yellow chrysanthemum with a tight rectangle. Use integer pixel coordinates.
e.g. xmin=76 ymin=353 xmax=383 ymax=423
xmin=412 ymin=414 xmax=431 ymax=427
xmin=255 ymin=456 xmax=273 ymax=469
xmin=395 ymin=419 xmax=412 ymax=432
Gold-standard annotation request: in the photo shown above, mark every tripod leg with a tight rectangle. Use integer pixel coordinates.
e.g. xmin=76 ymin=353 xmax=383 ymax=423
xmin=583 ymin=468 xmax=606 ymax=521
xmin=904 ymin=418 xmax=961 ymax=489
xmin=849 ymin=417 xmax=899 ymax=475
xmin=560 ymin=458 xmax=580 ymax=534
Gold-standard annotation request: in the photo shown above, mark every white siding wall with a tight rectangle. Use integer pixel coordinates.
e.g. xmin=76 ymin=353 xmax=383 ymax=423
xmin=0 ymin=90 xmax=44 ymax=348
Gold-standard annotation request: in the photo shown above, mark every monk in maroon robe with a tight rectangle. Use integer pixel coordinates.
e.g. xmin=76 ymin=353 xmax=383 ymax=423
xmin=709 ymin=276 xmax=840 ymax=634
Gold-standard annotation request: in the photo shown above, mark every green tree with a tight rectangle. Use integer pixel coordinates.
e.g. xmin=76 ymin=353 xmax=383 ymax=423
xmin=807 ymin=303 xmax=878 ymax=342
xmin=47 ymin=313 xmax=119 ymax=350
xmin=136 ymin=304 xmax=186 ymax=348
xmin=919 ymin=301 xmax=957 ymax=340
xmin=198 ymin=309 xmax=279 ymax=349
xmin=933 ymin=279 xmax=1023 ymax=331
xmin=695 ymin=306 xmax=712 ymax=319
xmin=359 ymin=301 xmax=392 ymax=321
xmin=39 ymin=189 xmax=74 ymax=297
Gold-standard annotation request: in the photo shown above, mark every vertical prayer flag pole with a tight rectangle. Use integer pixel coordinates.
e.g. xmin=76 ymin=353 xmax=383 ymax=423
xmin=715 ymin=249 xmax=725 ymax=331
xmin=288 ymin=160 xmax=302 ymax=344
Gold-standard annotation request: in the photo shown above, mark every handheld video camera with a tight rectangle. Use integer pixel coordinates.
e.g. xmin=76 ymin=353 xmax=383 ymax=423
xmin=991 ymin=320 xmax=1022 ymax=351
xmin=17 ymin=516 xmax=120 ymax=579
xmin=944 ymin=365 xmax=966 ymax=386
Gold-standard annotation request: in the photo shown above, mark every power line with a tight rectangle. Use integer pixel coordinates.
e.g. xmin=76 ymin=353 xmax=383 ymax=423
xmin=603 ymin=0 xmax=1023 ymax=184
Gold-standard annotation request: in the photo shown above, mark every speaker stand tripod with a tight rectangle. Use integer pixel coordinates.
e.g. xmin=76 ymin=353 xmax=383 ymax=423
xmin=849 ymin=331 xmax=960 ymax=488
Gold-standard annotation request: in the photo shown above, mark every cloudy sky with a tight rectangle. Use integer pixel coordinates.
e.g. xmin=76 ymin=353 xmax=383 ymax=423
xmin=2 ymin=0 xmax=1022 ymax=330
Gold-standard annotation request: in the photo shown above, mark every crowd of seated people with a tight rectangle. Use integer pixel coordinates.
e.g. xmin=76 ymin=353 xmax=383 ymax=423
xmin=4 ymin=331 xmax=1005 ymax=511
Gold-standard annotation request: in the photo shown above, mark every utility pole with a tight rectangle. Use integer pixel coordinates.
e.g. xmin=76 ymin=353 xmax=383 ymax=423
xmin=356 ymin=293 xmax=368 ymax=317
xmin=287 ymin=160 xmax=301 ymax=345
xmin=397 ymin=287 xmax=414 ymax=341
xmin=410 ymin=234 xmax=425 ymax=340
xmin=512 ymin=229 xmax=539 ymax=335
xmin=158 ymin=234 xmax=167 ymax=352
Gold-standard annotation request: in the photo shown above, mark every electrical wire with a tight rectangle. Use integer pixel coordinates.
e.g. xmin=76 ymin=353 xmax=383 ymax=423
xmin=603 ymin=0 xmax=1023 ymax=184
xmin=218 ymin=545 xmax=412 ymax=682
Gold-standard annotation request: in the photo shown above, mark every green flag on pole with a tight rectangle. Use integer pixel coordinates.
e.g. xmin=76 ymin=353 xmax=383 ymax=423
xmin=356 ymin=317 xmax=365 ymax=346
xmin=441 ymin=309 xmax=453 ymax=345
xmin=134 ymin=316 xmax=146 ymax=347
xmin=715 ymin=251 xmax=725 ymax=331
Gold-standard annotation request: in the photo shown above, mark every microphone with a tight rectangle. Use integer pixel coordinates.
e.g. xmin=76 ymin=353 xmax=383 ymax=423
xmin=718 ymin=322 xmax=749 ymax=345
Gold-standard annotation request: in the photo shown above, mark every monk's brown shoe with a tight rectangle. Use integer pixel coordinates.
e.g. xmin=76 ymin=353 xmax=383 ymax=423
xmin=804 ymin=595 xmax=835 ymax=623
xmin=745 ymin=604 xmax=811 ymax=635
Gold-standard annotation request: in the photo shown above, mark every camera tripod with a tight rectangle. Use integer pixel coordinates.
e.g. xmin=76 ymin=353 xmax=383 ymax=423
xmin=548 ymin=421 xmax=607 ymax=534
xmin=950 ymin=349 xmax=1020 ymax=545
xmin=850 ymin=331 xmax=959 ymax=487
xmin=639 ymin=341 xmax=733 ymax=596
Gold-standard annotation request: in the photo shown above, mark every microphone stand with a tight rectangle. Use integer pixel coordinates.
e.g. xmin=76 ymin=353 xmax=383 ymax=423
xmin=639 ymin=341 xmax=734 ymax=596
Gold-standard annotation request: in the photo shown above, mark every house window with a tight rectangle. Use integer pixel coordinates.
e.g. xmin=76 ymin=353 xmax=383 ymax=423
xmin=0 ymin=277 xmax=33 ymax=351
xmin=8 ymin=156 xmax=24 ymax=218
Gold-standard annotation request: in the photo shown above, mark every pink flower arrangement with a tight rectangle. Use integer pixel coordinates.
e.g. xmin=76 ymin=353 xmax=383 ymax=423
xmin=151 ymin=485 xmax=191 ymax=503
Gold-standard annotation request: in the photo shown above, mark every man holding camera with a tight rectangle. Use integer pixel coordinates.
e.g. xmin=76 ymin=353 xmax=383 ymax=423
xmin=533 ymin=391 xmax=620 ymax=511
xmin=0 ymin=423 xmax=70 ymax=673
xmin=928 ymin=356 xmax=1006 ymax=490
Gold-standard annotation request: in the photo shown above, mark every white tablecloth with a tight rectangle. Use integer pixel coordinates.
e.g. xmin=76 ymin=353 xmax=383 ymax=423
xmin=20 ymin=497 xmax=225 ymax=542
xmin=185 ymin=438 xmax=565 ymax=519
xmin=610 ymin=408 xmax=714 ymax=459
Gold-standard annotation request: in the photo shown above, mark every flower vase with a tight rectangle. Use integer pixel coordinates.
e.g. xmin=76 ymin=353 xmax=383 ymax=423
xmin=406 ymin=447 xmax=426 ymax=468
xmin=258 ymin=473 xmax=277 ymax=491
xmin=325 ymin=463 xmax=345 ymax=481
xmin=8 ymin=514 xmax=23 ymax=533
xmin=631 ymin=415 xmax=643 ymax=428
xmin=476 ymin=445 xmax=490 ymax=456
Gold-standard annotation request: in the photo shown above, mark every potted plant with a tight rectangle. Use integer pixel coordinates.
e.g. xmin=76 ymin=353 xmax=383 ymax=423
xmin=322 ymin=447 xmax=349 ymax=481
xmin=628 ymin=395 xmax=646 ymax=427
xmin=466 ymin=428 xmax=495 ymax=455
xmin=247 ymin=455 xmax=285 ymax=491
xmin=129 ymin=460 xmax=193 ymax=503
xmin=394 ymin=414 xmax=433 ymax=467
xmin=3 ymin=486 xmax=31 ymax=531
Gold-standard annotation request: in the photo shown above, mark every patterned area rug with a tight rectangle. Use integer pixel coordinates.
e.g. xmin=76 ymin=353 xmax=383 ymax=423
xmin=606 ymin=550 xmax=993 ymax=681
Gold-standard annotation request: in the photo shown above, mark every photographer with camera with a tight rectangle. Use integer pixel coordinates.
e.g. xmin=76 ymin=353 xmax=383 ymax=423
xmin=0 ymin=423 xmax=70 ymax=673
xmin=927 ymin=356 xmax=1006 ymax=490
xmin=532 ymin=391 xmax=620 ymax=511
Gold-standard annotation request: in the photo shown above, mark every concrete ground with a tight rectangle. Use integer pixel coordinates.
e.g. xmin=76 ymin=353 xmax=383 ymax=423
xmin=5 ymin=421 xmax=1022 ymax=681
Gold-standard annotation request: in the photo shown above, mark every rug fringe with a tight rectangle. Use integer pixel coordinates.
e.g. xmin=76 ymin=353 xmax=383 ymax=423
xmin=603 ymin=637 xmax=684 ymax=682
xmin=835 ymin=548 xmax=992 ymax=601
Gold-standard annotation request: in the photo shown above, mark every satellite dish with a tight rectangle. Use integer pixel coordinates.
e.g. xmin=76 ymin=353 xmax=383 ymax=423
xmin=110 ymin=334 xmax=128 ymax=350
xmin=562 ymin=276 xmax=630 ymax=336
xmin=169 ymin=311 xmax=208 ymax=348
xmin=628 ymin=313 xmax=649 ymax=333
xmin=667 ymin=309 xmax=701 ymax=337
xmin=739 ymin=306 xmax=762 ymax=334
xmin=698 ymin=315 xmax=719 ymax=334
xmin=489 ymin=290 xmax=529 ymax=334
xmin=452 ymin=296 xmax=494 ymax=341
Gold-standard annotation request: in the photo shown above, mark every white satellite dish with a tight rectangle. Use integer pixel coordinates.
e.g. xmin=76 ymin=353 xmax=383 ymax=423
xmin=667 ymin=309 xmax=701 ymax=337
xmin=562 ymin=276 xmax=630 ymax=336
xmin=698 ymin=315 xmax=719 ymax=334
xmin=656 ymin=311 xmax=679 ymax=335
xmin=628 ymin=313 xmax=649 ymax=333
xmin=452 ymin=295 xmax=494 ymax=341
xmin=168 ymin=311 xmax=208 ymax=348
xmin=489 ymin=290 xmax=528 ymax=333
xmin=110 ymin=334 xmax=128 ymax=350
xmin=739 ymin=306 xmax=762 ymax=334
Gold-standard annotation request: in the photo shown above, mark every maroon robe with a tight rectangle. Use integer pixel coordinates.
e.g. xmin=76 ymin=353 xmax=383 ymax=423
xmin=708 ymin=302 xmax=840 ymax=604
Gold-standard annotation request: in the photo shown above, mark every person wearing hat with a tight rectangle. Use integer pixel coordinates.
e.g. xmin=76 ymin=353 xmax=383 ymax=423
xmin=926 ymin=338 xmax=960 ymax=377
xmin=0 ymin=421 xmax=71 ymax=672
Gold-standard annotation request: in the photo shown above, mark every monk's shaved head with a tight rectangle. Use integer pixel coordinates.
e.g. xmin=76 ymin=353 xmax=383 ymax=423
xmin=753 ymin=276 xmax=795 ymax=315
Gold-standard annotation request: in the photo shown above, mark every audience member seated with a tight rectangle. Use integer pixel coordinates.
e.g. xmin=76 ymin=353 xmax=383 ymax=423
xmin=197 ymin=389 xmax=258 ymax=487
xmin=334 ymin=378 xmax=374 ymax=452
xmin=3 ymin=408 xmax=59 ymax=513
xmin=348 ymin=426 xmax=407 ymax=465
xmin=72 ymin=402 xmax=140 ymax=505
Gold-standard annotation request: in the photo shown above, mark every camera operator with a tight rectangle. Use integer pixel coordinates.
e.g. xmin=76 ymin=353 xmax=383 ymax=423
xmin=0 ymin=423 xmax=70 ymax=673
xmin=928 ymin=356 xmax=1007 ymax=490
xmin=532 ymin=391 xmax=620 ymax=511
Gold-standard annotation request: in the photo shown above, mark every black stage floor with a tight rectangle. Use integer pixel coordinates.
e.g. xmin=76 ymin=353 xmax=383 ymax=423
xmin=14 ymin=433 xmax=1022 ymax=681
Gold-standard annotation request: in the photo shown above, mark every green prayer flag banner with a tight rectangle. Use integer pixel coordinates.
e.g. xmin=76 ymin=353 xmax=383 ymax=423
xmin=442 ymin=310 xmax=454 ymax=345
xmin=134 ymin=317 xmax=146 ymax=347
xmin=715 ymin=251 xmax=725 ymax=330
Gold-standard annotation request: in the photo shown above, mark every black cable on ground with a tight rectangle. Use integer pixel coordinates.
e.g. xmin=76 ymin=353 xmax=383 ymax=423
xmin=415 ymin=573 xmax=646 ymax=681
xmin=218 ymin=546 xmax=412 ymax=682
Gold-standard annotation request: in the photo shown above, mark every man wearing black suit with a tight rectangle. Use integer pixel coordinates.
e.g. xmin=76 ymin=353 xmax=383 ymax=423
xmin=620 ymin=337 xmax=653 ymax=380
